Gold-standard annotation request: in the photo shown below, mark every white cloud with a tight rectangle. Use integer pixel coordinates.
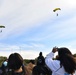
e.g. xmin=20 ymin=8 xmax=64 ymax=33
xmin=0 ymin=49 xmax=41 ymax=59
xmin=0 ymin=0 xmax=76 ymax=59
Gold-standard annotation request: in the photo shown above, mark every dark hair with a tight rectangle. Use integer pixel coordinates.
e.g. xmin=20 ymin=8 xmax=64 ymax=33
xmin=7 ymin=53 xmax=23 ymax=70
xmin=58 ymin=47 xmax=76 ymax=74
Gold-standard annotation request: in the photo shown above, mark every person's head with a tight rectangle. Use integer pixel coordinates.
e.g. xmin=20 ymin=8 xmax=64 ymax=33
xmin=57 ymin=47 xmax=76 ymax=74
xmin=39 ymin=52 xmax=42 ymax=56
xmin=7 ymin=53 xmax=23 ymax=71
xmin=58 ymin=47 xmax=72 ymax=57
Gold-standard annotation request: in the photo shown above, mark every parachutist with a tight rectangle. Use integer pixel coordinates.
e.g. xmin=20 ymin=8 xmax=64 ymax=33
xmin=0 ymin=30 xmax=2 ymax=33
xmin=53 ymin=8 xmax=61 ymax=16
xmin=57 ymin=13 xmax=58 ymax=16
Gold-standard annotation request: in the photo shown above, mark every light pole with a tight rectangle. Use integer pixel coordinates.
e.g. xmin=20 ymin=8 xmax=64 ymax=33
xmin=19 ymin=46 xmax=21 ymax=54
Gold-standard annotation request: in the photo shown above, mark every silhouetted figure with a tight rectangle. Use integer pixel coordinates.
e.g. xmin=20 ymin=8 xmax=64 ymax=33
xmin=32 ymin=52 xmax=52 ymax=75
xmin=37 ymin=52 xmax=45 ymax=66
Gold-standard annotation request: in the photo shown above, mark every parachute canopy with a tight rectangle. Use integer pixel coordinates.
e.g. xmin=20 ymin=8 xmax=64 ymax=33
xmin=53 ymin=8 xmax=61 ymax=12
xmin=0 ymin=25 xmax=5 ymax=28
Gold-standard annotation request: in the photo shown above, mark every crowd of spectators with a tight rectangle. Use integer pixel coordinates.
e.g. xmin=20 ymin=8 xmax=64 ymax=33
xmin=0 ymin=47 xmax=76 ymax=75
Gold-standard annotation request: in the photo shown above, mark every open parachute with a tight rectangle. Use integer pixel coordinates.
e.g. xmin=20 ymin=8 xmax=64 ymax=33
xmin=0 ymin=25 xmax=5 ymax=28
xmin=53 ymin=8 xmax=61 ymax=16
xmin=0 ymin=25 xmax=5 ymax=32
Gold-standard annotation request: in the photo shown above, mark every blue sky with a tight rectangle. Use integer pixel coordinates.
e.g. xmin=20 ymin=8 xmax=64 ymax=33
xmin=0 ymin=0 xmax=76 ymax=59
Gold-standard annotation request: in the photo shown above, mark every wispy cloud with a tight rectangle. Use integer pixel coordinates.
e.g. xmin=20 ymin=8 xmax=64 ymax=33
xmin=0 ymin=0 xmax=76 ymax=59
